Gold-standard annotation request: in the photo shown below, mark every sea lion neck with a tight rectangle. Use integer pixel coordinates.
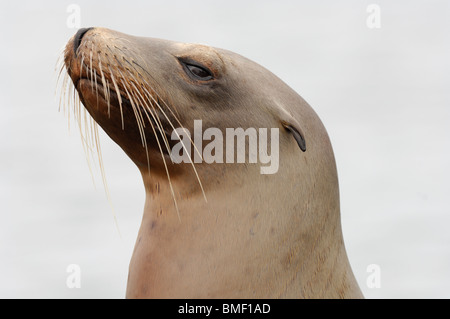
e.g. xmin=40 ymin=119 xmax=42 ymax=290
xmin=131 ymin=164 xmax=362 ymax=298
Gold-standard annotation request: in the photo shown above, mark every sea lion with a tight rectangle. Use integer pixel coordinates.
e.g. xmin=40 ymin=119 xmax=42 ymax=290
xmin=61 ymin=27 xmax=363 ymax=298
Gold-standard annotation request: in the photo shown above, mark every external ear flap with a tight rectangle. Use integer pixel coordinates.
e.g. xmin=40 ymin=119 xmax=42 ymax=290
xmin=272 ymin=102 xmax=307 ymax=152
xmin=282 ymin=123 xmax=306 ymax=152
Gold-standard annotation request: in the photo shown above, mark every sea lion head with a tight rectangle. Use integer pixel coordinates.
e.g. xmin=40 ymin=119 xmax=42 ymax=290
xmin=63 ymin=27 xmax=320 ymax=187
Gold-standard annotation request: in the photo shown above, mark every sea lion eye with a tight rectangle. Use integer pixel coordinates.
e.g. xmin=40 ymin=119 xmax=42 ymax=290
xmin=184 ymin=63 xmax=213 ymax=81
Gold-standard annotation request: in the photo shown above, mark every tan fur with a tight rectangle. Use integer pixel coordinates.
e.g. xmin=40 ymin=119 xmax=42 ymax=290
xmin=63 ymin=27 xmax=363 ymax=298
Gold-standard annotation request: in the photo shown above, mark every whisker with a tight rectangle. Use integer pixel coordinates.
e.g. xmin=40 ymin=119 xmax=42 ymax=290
xmin=93 ymin=68 xmax=99 ymax=108
xmin=59 ymin=69 xmax=69 ymax=116
xmin=97 ymin=56 xmax=111 ymax=116
xmin=89 ymin=45 xmax=94 ymax=91
xmin=120 ymin=78 xmax=151 ymax=173
xmin=92 ymin=120 xmax=122 ymax=237
xmin=108 ymin=66 xmax=124 ymax=129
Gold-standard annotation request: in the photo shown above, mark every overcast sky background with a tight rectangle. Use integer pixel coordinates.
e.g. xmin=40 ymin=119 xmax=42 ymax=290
xmin=1 ymin=0 xmax=449 ymax=298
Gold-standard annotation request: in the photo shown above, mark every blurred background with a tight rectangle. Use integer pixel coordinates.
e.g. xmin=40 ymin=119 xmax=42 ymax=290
xmin=1 ymin=0 xmax=449 ymax=298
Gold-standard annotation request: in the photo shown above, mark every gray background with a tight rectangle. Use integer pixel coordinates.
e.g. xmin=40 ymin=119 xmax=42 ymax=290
xmin=1 ymin=0 xmax=449 ymax=298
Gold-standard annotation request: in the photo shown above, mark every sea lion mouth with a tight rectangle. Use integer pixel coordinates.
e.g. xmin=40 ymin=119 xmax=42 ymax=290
xmin=75 ymin=73 xmax=175 ymax=157
xmin=76 ymin=74 xmax=172 ymax=137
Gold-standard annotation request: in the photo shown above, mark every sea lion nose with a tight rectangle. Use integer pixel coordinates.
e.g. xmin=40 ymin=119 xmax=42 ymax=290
xmin=73 ymin=27 xmax=94 ymax=55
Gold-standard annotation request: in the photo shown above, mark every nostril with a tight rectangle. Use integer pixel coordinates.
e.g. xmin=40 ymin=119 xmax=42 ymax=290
xmin=73 ymin=27 xmax=94 ymax=55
